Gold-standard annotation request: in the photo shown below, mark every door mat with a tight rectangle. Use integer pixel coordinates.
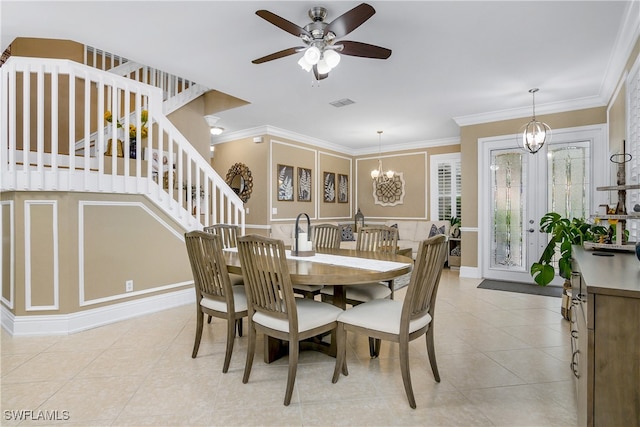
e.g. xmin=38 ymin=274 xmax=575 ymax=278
xmin=477 ymin=279 xmax=562 ymax=297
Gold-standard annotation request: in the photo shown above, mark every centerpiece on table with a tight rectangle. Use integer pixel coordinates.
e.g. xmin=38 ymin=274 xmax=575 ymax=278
xmin=104 ymin=110 xmax=148 ymax=159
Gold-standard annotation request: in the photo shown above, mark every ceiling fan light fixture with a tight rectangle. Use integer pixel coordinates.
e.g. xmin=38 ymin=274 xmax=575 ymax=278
xmin=298 ymin=56 xmax=312 ymax=72
xmin=323 ymin=49 xmax=341 ymax=68
xmin=316 ymin=57 xmax=332 ymax=75
xmin=304 ymin=46 xmax=321 ymax=65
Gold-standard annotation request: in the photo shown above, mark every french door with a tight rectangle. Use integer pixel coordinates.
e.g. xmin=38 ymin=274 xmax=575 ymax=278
xmin=479 ymin=126 xmax=606 ymax=284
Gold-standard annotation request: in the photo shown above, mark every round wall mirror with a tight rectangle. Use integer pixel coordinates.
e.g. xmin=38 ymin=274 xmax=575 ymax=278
xmin=225 ymin=162 xmax=253 ymax=203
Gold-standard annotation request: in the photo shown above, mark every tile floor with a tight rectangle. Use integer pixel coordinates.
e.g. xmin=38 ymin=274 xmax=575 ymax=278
xmin=1 ymin=269 xmax=577 ymax=426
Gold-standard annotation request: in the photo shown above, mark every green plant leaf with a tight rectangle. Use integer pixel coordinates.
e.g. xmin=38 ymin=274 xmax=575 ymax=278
xmin=531 ymin=262 xmax=555 ymax=286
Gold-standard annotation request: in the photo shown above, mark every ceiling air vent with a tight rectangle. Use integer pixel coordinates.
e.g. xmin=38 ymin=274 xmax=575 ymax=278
xmin=329 ymin=98 xmax=355 ymax=108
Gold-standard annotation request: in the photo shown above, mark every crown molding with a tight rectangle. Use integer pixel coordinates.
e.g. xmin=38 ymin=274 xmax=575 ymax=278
xmin=453 ymin=95 xmax=606 ymax=127
xmin=214 ymin=126 xmax=460 ymax=156
xmin=352 ymin=137 xmax=460 ymax=156
xmin=600 ymin=0 xmax=640 ymax=104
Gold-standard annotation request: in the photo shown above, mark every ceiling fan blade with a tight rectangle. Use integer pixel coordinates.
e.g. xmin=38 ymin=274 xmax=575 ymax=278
xmin=337 ymin=41 xmax=392 ymax=59
xmin=256 ymin=10 xmax=311 ymax=39
xmin=325 ymin=3 xmax=375 ymax=38
xmin=313 ymin=65 xmax=329 ymax=81
xmin=252 ymin=47 xmax=305 ymax=64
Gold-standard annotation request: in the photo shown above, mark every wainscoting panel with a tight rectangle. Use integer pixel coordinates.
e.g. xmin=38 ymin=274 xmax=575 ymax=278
xmin=1 ymin=200 xmax=15 ymax=309
xmin=24 ymin=200 xmax=59 ymax=311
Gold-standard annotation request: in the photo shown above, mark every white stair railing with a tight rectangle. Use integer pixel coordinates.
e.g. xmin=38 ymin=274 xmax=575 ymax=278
xmin=84 ymin=45 xmax=208 ymax=115
xmin=0 ymin=56 xmax=244 ymax=232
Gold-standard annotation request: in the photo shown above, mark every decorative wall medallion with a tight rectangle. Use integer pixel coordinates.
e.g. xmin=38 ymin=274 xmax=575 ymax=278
xmin=372 ymin=173 xmax=405 ymax=206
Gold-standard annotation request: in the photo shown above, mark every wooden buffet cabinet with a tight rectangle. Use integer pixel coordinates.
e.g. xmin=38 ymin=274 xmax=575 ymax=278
xmin=570 ymin=246 xmax=640 ymax=426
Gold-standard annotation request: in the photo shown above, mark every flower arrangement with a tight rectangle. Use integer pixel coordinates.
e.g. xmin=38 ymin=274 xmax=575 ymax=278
xmin=104 ymin=110 xmax=148 ymax=139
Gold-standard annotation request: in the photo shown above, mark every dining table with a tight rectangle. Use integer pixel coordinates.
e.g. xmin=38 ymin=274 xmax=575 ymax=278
xmin=222 ymin=247 xmax=413 ymax=362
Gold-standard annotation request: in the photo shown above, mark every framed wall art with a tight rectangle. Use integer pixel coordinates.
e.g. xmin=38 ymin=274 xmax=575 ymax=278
xmin=337 ymin=173 xmax=349 ymax=203
xmin=323 ymin=171 xmax=336 ymax=203
xmin=277 ymin=164 xmax=294 ymax=201
xmin=297 ymin=167 xmax=312 ymax=202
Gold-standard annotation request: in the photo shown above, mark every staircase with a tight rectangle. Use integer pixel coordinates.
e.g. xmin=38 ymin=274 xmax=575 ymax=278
xmin=0 ymin=55 xmax=244 ymax=232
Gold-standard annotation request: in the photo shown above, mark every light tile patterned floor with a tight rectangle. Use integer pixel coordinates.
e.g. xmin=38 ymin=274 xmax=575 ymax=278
xmin=1 ymin=269 xmax=577 ymax=426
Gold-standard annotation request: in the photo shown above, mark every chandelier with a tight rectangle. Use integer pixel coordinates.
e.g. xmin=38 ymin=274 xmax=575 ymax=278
xmin=370 ymin=131 xmax=395 ymax=182
xmin=519 ymin=88 xmax=551 ymax=154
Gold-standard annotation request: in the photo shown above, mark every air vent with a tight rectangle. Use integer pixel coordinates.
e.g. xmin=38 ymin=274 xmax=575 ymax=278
xmin=329 ymin=98 xmax=355 ymax=108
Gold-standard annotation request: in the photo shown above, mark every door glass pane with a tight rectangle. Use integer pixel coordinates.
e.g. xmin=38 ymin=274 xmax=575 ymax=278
xmin=548 ymin=144 xmax=590 ymax=219
xmin=490 ymin=151 xmax=526 ymax=269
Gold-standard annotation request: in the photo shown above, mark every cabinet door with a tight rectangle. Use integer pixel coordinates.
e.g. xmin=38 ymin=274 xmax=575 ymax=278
xmin=574 ymin=301 xmax=590 ymax=426
xmin=593 ymin=294 xmax=640 ymax=426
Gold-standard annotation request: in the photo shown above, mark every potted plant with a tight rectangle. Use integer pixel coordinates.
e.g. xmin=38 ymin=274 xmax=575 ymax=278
xmin=530 ymin=213 xmax=600 ymax=286
xmin=530 ymin=213 xmax=603 ymax=320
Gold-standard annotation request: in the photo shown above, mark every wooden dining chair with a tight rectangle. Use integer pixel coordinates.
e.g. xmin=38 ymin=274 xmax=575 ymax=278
xmin=203 ymin=224 xmax=244 ymax=327
xmin=321 ymin=225 xmax=399 ymax=305
xmin=237 ymin=234 xmax=343 ymax=406
xmin=184 ymin=231 xmax=248 ymax=373
xmin=321 ymin=225 xmax=399 ymax=356
xmin=203 ymin=223 xmax=240 ymax=249
xmin=332 ymin=234 xmax=448 ymax=409
xmin=292 ymin=224 xmax=341 ymax=299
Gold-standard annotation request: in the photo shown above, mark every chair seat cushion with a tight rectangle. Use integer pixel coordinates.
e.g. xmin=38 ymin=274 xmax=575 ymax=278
xmin=253 ymin=298 xmax=342 ymax=333
xmin=200 ymin=285 xmax=247 ymax=313
xmin=320 ymin=283 xmax=392 ymax=302
xmin=337 ymin=299 xmax=432 ymax=335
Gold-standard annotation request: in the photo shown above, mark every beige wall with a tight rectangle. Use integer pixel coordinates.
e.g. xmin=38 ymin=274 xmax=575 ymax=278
xmin=354 ymin=144 xmax=460 ymax=220
xmin=1 ymin=191 xmax=191 ymax=317
xmin=167 ymin=96 xmax=211 ymax=160
xmin=211 ymin=135 xmax=269 ymax=229
xmin=608 ymin=36 xmax=640 ymax=160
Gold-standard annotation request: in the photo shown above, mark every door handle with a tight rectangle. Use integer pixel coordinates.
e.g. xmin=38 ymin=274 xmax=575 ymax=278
xmin=528 ymin=228 xmax=535 ymax=233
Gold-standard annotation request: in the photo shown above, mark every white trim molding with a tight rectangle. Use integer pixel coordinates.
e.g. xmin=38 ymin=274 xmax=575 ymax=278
xmin=2 ymin=287 xmax=194 ymax=336
xmin=24 ymin=200 xmax=59 ymax=311
xmin=0 ymin=200 xmax=15 ymax=309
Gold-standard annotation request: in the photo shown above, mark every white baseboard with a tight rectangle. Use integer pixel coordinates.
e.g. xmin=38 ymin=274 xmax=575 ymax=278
xmin=1 ymin=288 xmax=195 ymax=336
xmin=459 ymin=266 xmax=481 ymax=279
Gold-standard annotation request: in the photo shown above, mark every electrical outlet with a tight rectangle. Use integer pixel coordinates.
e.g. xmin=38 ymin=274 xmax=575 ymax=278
xmin=125 ymin=280 xmax=133 ymax=292
xmin=246 ymin=207 xmax=250 ymax=214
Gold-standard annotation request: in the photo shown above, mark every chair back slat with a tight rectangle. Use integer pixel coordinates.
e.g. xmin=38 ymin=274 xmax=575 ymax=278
xmin=204 ymin=224 xmax=241 ymax=248
xmin=356 ymin=225 xmax=398 ymax=253
xmin=401 ymin=235 xmax=447 ymax=329
xmin=184 ymin=231 xmax=235 ymax=310
xmin=312 ymin=224 xmax=341 ymax=250
xmin=237 ymin=235 xmax=296 ymax=323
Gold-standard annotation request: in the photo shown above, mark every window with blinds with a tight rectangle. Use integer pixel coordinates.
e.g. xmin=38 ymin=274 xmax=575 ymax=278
xmin=430 ymin=153 xmax=462 ymax=221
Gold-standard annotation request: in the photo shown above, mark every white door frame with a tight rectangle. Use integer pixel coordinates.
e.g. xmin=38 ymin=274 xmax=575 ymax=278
xmin=478 ymin=124 xmax=608 ymax=283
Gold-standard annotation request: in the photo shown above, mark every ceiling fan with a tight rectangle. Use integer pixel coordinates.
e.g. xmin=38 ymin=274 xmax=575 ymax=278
xmin=251 ymin=3 xmax=392 ymax=80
